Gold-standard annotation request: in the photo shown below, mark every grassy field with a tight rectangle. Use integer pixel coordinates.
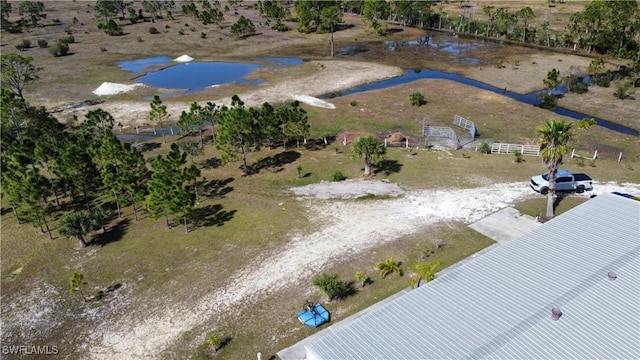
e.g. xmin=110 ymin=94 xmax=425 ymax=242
xmin=1 ymin=1 xmax=639 ymax=359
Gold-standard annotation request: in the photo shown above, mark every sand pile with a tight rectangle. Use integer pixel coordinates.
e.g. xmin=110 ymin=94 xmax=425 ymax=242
xmin=293 ymin=94 xmax=335 ymax=109
xmin=93 ymin=82 xmax=143 ymax=96
xmin=174 ymin=54 xmax=194 ymax=63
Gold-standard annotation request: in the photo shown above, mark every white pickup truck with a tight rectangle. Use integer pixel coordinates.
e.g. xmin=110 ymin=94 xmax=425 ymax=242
xmin=530 ymin=170 xmax=593 ymax=194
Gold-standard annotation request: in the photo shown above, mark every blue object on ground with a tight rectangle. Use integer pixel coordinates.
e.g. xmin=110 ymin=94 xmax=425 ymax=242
xmin=297 ymin=304 xmax=330 ymax=328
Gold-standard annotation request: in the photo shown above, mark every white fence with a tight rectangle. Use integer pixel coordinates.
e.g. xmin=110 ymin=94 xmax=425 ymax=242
xmin=491 ymin=143 xmax=541 ymax=156
xmin=423 ymin=115 xmax=477 ymax=149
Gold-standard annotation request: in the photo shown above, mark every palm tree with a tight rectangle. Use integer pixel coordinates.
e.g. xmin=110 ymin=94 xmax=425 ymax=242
xmin=410 ymin=260 xmax=442 ymax=289
xmin=349 ymin=135 xmax=386 ymax=177
xmin=69 ymin=271 xmax=88 ymax=301
xmin=376 ymin=256 xmax=402 ymax=279
xmin=59 ymin=211 xmax=93 ymax=247
xmin=354 ymin=271 xmax=369 ymax=288
xmin=91 ymin=206 xmax=112 ymax=233
xmin=537 ymin=119 xmax=575 ymax=218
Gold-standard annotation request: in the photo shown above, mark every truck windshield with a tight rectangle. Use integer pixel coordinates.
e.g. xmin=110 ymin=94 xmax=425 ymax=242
xmin=542 ymin=173 xmax=549 ymax=181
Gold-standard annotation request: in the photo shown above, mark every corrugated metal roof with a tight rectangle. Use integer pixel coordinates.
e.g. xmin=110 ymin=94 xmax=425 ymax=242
xmin=305 ymin=193 xmax=640 ymax=360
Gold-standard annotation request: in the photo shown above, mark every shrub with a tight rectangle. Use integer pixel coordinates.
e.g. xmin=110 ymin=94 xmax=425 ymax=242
xmin=49 ymin=41 xmax=70 ymax=57
xmin=589 ymin=159 xmax=597 ymax=167
xmin=478 ymin=142 xmax=491 ymax=154
xmin=178 ymin=29 xmax=185 ymax=35
xmin=349 ymin=100 xmax=357 ymax=107
xmin=37 ymin=39 xmax=48 ymax=48
xmin=576 ymin=158 xmax=585 ymax=167
xmin=313 ymin=273 xmax=347 ymax=301
xmin=330 ymin=171 xmax=346 ymax=181
xmin=149 ymin=26 xmax=159 ymax=34
xmin=272 ymin=20 xmax=289 ymax=32
xmin=495 ymin=59 xmax=506 ymax=68
xmin=462 ymin=152 xmax=471 ymax=159
xmin=296 ymin=164 xmax=303 ymax=179
xmin=136 ymin=36 xmax=143 ymax=42
xmin=15 ymin=39 xmax=31 ymax=50
xmin=537 ymin=93 xmax=557 ymax=109
xmin=409 ymin=91 xmax=426 ymax=106
xmin=513 ymin=150 xmax=524 ymax=163
xmin=614 ymin=81 xmax=635 ymax=99
xmin=59 ymin=35 xmax=75 ymax=44
xmin=200 ymin=32 xmax=206 ymax=39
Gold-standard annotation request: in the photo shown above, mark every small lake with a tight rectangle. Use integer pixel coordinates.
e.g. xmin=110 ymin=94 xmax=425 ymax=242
xmin=117 ymin=57 xmax=302 ymax=96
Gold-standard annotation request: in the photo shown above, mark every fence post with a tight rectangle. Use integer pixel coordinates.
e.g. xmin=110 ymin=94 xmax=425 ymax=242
xmin=324 ymin=136 xmax=327 ymax=145
xmin=593 ymin=149 xmax=598 ymax=159
xmin=343 ymin=136 xmax=347 ymax=146
xmin=618 ymin=152 xmax=623 ymax=161
xmin=406 ymin=138 xmax=409 ymax=149
xmin=571 ymin=149 xmax=575 ymax=158
xmin=384 ymin=138 xmax=387 ymax=148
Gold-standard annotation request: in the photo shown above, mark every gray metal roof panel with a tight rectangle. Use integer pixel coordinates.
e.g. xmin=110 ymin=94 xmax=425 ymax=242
xmin=305 ymin=193 xmax=640 ymax=360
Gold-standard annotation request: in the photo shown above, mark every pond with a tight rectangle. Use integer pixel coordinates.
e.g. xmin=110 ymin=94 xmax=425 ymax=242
xmin=117 ymin=57 xmax=302 ymax=96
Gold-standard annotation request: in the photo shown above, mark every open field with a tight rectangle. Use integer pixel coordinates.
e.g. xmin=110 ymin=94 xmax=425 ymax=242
xmin=2 ymin=1 xmax=639 ymax=359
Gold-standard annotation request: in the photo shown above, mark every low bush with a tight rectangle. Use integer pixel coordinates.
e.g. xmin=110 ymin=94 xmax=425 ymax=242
xmin=149 ymin=26 xmax=159 ymax=34
xmin=409 ymin=91 xmax=426 ymax=106
xmin=313 ymin=273 xmax=347 ymax=301
xmin=330 ymin=170 xmax=346 ymax=181
xmin=478 ymin=142 xmax=491 ymax=154
xmin=37 ymin=39 xmax=48 ymax=48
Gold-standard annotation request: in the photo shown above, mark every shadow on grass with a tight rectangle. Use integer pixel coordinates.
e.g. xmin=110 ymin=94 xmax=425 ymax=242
xmin=202 ymin=177 xmax=234 ymax=199
xmin=136 ymin=142 xmax=162 ymax=153
xmin=374 ymin=159 xmax=403 ymax=176
xmin=189 ymin=204 xmax=236 ymax=230
xmin=553 ymin=192 xmax=571 ymax=211
xmin=90 ymin=218 xmax=130 ymax=247
xmin=201 ymin=156 xmax=222 ymax=169
xmin=251 ymin=151 xmax=300 ymax=174
xmin=304 ymin=135 xmax=337 ymax=150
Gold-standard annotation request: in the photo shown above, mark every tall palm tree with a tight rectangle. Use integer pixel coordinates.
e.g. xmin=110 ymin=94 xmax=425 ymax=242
xmin=59 ymin=211 xmax=93 ymax=247
xmin=349 ymin=135 xmax=386 ymax=177
xmin=376 ymin=256 xmax=402 ymax=279
xmin=537 ymin=119 xmax=575 ymax=218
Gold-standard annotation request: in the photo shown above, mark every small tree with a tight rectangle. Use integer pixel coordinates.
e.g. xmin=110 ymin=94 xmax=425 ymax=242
xmin=354 ymin=272 xmax=369 ymax=288
xmin=349 ymin=135 xmax=386 ymax=177
xmin=313 ymin=273 xmax=347 ymax=301
xmin=409 ymin=91 xmax=426 ymax=106
xmin=230 ymin=16 xmax=256 ymax=38
xmin=376 ymin=257 xmax=402 ymax=279
xmin=207 ymin=331 xmax=223 ymax=355
xmin=91 ymin=206 xmax=112 ymax=233
xmin=69 ymin=271 xmax=88 ymax=301
xmin=409 ymin=260 xmax=442 ymax=289
xmin=59 ymin=211 xmax=93 ymax=247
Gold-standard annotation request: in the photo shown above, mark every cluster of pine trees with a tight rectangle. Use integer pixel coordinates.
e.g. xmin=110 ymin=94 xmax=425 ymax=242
xmin=1 ymin=54 xmax=311 ymax=245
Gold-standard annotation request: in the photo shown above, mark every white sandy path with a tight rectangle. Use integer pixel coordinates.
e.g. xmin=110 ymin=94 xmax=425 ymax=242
xmin=88 ymin=180 xmax=640 ymax=359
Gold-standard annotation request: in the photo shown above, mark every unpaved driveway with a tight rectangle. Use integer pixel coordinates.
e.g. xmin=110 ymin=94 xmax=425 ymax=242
xmin=87 ymin=180 xmax=640 ymax=358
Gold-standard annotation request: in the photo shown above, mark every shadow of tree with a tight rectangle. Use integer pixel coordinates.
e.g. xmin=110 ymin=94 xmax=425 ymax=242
xmin=553 ymin=192 xmax=571 ymax=211
xmin=337 ymin=281 xmax=359 ymax=301
xmin=90 ymin=218 xmax=130 ymax=247
xmin=201 ymin=157 xmax=222 ymax=169
xmin=136 ymin=142 xmax=162 ymax=153
xmin=202 ymin=177 xmax=234 ymax=199
xmin=373 ymin=159 xmax=403 ymax=176
xmin=251 ymin=151 xmax=300 ymax=174
xmin=304 ymin=135 xmax=336 ymax=151
xmin=189 ymin=204 xmax=236 ymax=230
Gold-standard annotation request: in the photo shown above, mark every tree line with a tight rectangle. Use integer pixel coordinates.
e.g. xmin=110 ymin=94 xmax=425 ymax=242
xmin=0 ymin=52 xmax=310 ymax=246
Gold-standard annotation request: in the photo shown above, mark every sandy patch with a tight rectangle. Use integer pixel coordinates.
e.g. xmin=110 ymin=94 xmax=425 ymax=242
xmin=93 ymin=82 xmax=144 ymax=96
xmin=293 ymin=95 xmax=335 ymax=109
xmin=174 ymin=54 xmax=194 ymax=63
xmin=87 ymin=180 xmax=640 ymax=358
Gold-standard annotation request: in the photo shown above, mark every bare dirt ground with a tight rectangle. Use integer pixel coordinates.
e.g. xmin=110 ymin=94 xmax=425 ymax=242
xmin=87 ymin=180 xmax=640 ymax=359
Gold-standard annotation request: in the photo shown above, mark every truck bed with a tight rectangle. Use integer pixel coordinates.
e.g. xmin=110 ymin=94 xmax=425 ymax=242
xmin=574 ymin=173 xmax=592 ymax=182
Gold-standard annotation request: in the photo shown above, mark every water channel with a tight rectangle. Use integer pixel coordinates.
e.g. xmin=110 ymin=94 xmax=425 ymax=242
xmin=116 ymin=35 xmax=638 ymax=138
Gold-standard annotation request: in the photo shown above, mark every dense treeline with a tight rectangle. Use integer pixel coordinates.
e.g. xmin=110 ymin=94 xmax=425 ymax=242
xmin=0 ymin=53 xmax=310 ymax=245
xmin=2 ymin=1 xmax=637 ymax=60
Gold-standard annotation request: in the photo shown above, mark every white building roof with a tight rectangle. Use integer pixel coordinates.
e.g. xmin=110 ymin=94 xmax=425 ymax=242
xmin=304 ymin=193 xmax=640 ymax=360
